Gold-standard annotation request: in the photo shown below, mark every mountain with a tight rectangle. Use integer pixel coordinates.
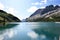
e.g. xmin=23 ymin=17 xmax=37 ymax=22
xmin=26 ymin=5 xmax=60 ymax=22
xmin=0 ymin=10 xmax=21 ymax=24
xmin=30 ymin=9 xmax=43 ymax=17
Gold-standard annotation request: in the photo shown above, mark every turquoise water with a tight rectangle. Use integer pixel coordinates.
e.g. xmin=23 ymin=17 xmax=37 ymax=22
xmin=0 ymin=22 xmax=60 ymax=40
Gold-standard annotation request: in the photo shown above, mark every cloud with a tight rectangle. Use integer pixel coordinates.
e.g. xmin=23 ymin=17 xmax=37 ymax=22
xmin=27 ymin=6 xmax=45 ymax=13
xmin=41 ymin=0 xmax=47 ymax=4
xmin=5 ymin=7 xmax=19 ymax=18
xmin=5 ymin=7 xmax=21 ymax=20
xmin=27 ymin=6 xmax=38 ymax=13
xmin=32 ymin=0 xmax=47 ymax=5
xmin=6 ymin=7 xmax=18 ymax=14
xmin=0 ymin=2 xmax=18 ymax=17
xmin=27 ymin=31 xmax=38 ymax=39
xmin=40 ymin=6 xmax=45 ymax=9
xmin=32 ymin=2 xmax=40 ymax=5
xmin=0 ymin=2 xmax=4 ymax=10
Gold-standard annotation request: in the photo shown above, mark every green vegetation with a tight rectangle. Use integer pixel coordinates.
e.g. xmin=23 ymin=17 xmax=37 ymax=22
xmin=0 ymin=10 xmax=21 ymax=26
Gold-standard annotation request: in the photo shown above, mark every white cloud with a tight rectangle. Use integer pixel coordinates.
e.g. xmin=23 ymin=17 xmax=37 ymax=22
xmin=27 ymin=6 xmax=45 ymax=13
xmin=6 ymin=7 xmax=18 ymax=14
xmin=5 ymin=7 xmax=19 ymax=18
xmin=27 ymin=6 xmax=38 ymax=13
xmin=32 ymin=0 xmax=47 ymax=5
xmin=0 ymin=2 xmax=19 ymax=19
xmin=32 ymin=2 xmax=40 ymax=5
xmin=40 ymin=6 xmax=45 ymax=9
xmin=0 ymin=2 xmax=4 ymax=10
xmin=41 ymin=0 xmax=47 ymax=4
xmin=32 ymin=2 xmax=41 ymax=5
xmin=27 ymin=31 xmax=38 ymax=39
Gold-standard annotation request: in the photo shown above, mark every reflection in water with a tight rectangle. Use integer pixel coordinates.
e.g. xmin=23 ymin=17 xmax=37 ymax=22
xmin=0 ymin=29 xmax=17 ymax=40
xmin=39 ymin=34 xmax=46 ymax=40
xmin=0 ymin=22 xmax=60 ymax=40
xmin=27 ymin=31 xmax=38 ymax=39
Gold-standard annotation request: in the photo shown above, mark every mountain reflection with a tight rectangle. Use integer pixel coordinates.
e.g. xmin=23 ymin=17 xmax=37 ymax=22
xmin=0 ymin=22 xmax=60 ymax=40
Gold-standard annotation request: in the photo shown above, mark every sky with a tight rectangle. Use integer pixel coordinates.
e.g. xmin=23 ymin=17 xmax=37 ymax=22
xmin=0 ymin=0 xmax=60 ymax=20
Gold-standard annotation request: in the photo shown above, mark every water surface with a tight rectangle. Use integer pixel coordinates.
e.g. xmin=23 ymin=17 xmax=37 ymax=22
xmin=0 ymin=22 xmax=60 ymax=40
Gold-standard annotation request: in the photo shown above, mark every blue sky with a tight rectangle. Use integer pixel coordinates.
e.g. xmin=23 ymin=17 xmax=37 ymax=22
xmin=0 ymin=0 xmax=60 ymax=20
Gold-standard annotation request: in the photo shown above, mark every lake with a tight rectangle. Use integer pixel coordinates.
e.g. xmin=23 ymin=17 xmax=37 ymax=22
xmin=0 ymin=22 xmax=60 ymax=40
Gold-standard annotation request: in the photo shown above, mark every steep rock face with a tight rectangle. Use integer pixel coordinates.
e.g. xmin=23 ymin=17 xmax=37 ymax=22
xmin=30 ymin=5 xmax=55 ymax=17
xmin=26 ymin=5 xmax=60 ymax=22
xmin=30 ymin=9 xmax=43 ymax=17
xmin=0 ymin=10 xmax=21 ymax=23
